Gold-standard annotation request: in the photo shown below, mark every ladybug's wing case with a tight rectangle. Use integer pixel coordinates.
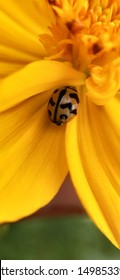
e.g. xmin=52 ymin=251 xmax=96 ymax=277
xmin=48 ymin=86 xmax=80 ymax=125
xmin=47 ymin=90 xmax=59 ymax=123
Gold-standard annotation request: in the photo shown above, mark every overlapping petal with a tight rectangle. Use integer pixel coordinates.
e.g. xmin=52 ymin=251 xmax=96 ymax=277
xmin=0 ymin=58 xmax=85 ymax=223
xmin=0 ymin=62 xmax=25 ymax=77
xmin=0 ymin=0 xmax=55 ymax=77
xmin=0 ymin=91 xmax=68 ymax=223
xmin=0 ymin=60 xmax=85 ymax=112
xmin=86 ymin=61 xmax=120 ymax=105
xmin=66 ymin=95 xmax=120 ymax=248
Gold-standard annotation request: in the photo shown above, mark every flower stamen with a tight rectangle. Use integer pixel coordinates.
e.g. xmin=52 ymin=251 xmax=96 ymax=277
xmin=48 ymin=0 xmax=61 ymax=7
xmin=40 ymin=0 xmax=120 ymax=104
xmin=66 ymin=19 xmax=84 ymax=35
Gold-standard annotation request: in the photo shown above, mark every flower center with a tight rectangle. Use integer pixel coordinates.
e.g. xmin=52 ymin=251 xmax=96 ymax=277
xmin=42 ymin=0 xmax=120 ymax=70
xmin=40 ymin=0 xmax=120 ymax=105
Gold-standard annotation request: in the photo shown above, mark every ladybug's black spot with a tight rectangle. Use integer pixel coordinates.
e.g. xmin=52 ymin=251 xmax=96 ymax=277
xmin=53 ymin=120 xmax=62 ymax=126
xmin=60 ymin=88 xmax=67 ymax=95
xmin=69 ymin=93 xmax=80 ymax=103
xmin=57 ymin=122 xmax=63 ymax=126
xmin=48 ymin=110 xmax=52 ymax=116
xmin=53 ymin=88 xmax=59 ymax=93
xmin=67 ymin=86 xmax=77 ymax=92
xmin=49 ymin=97 xmax=55 ymax=106
xmin=71 ymin=109 xmax=77 ymax=115
xmin=60 ymin=102 xmax=72 ymax=110
xmin=60 ymin=114 xmax=68 ymax=120
xmin=53 ymin=88 xmax=67 ymax=123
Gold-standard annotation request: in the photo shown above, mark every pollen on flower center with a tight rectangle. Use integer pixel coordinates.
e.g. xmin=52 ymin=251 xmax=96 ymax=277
xmin=39 ymin=0 xmax=120 ymax=104
xmin=41 ymin=1 xmax=120 ymax=69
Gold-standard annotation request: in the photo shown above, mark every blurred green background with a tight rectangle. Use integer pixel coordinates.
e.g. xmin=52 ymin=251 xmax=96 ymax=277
xmin=0 ymin=215 xmax=120 ymax=259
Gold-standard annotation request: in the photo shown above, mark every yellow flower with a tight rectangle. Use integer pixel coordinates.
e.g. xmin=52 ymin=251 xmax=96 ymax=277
xmin=0 ymin=0 xmax=120 ymax=248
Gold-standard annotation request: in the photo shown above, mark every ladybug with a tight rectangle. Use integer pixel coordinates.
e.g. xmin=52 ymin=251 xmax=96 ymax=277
xmin=47 ymin=86 xmax=80 ymax=126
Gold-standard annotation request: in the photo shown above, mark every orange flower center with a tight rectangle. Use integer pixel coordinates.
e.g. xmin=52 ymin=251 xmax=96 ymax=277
xmin=39 ymin=0 xmax=120 ymax=104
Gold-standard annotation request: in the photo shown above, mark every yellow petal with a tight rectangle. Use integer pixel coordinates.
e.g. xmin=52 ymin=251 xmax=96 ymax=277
xmin=0 ymin=62 xmax=25 ymax=78
xmin=86 ymin=63 xmax=120 ymax=105
xmin=0 ymin=44 xmax=42 ymax=65
xmin=0 ymin=0 xmax=54 ymax=34
xmin=0 ymin=60 xmax=85 ymax=112
xmin=0 ymin=92 xmax=68 ymax=223
xmin=66 ymin=95 xmax=120 ymax=248
xmin=0 ymin=6 xmax=44 ymax=60
xmin=0 ymin=0 xmax=55 ymax=74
